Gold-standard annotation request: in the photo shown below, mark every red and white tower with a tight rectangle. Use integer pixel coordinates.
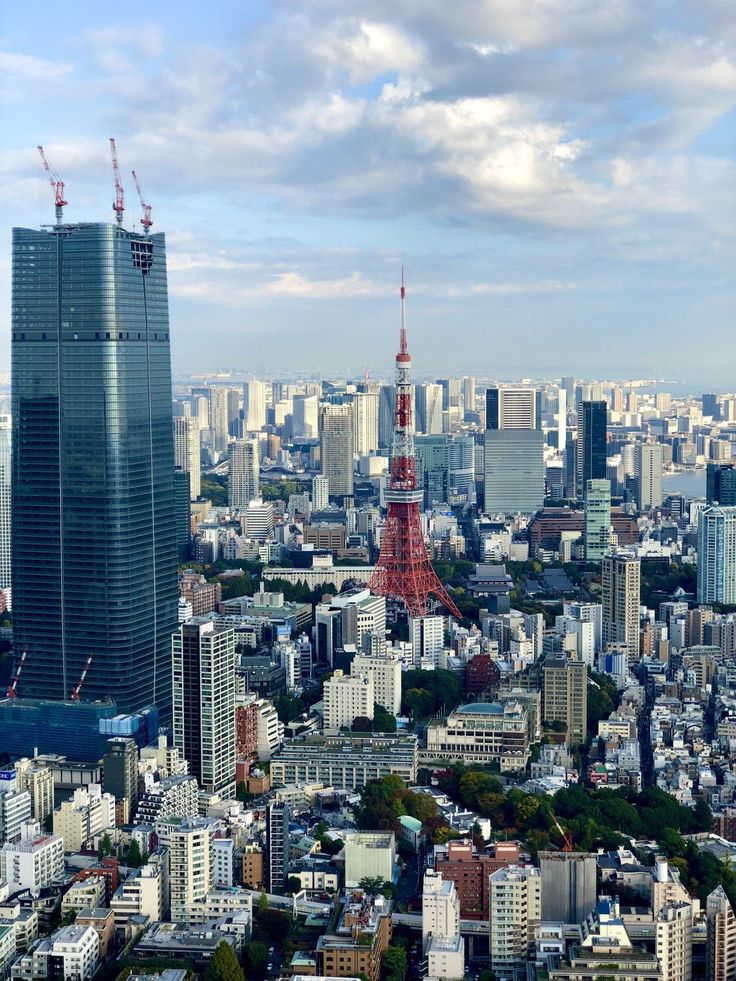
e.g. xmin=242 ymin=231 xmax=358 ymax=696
xmin=369 ymin=274 xmax=461 ymax=620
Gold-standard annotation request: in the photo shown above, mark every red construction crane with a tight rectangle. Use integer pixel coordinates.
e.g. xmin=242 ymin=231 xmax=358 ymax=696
xmin=131 ymin=169 xmax=153 ymax=234
xmin=37 ymin=146 xmax=68 ymax=225
xmin=70 ymin=653 xmax=94 ymax=701
xmin=551 ymin=812 xmax=574 ymax=852
xmin=109 ymin=138 xmax=125 ymax=225
xmin=6 ymin=646 xmax=29 ymax=699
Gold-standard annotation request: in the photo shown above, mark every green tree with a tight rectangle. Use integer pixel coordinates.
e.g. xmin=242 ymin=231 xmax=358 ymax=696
xmin=287 ymin=876 xmax=303 ymax=895
xmin=373 ymin=703 xmax=397 ymax=733
xmin=381 ymin=945 xmax=407 ymax=981
xmin=433 ymin=825 xmax=462 ymax=844
xmin=101 ymin=832 xmax=114 ymax=858
xmin=352 ymin=715 xmax=373 ymax=732
xmin=259 ymin=889 xmax=268 ymax=910
xmin=206 ymin=941 xmax=245 ymax=981
xmin=405 ymin=791 xmax=438 ymax=825
xmin=359 ymin=876 xmax=386 ymax=895
xmin=127 ymin=838 xmax=142 ymax=867
xmin=243 ymin=941 xmax=268 ymax=976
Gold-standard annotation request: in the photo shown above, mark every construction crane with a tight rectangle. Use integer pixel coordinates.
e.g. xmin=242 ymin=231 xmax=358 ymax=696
xmin=131 ymin=169 xmax=153 ymax=234
xmin=109 ymin=138 xmax=125 ymax=225
xmin=37 ymin=146 xmax=68 ymax=225
xmin=70 ymin=653 xmax=94 ymax=702
xmin=6 ymin=646 xmax=29 ymax=699
xmin=551 ymin=811 xmax=574 ymax=852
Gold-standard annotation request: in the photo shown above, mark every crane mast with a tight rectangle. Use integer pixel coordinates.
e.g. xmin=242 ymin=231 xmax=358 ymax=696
xmin=37 ymin=146 xmax=68 ymax=225
xmin=109 ymin=138 xmax=125 ymax=225
xmin=131 ymin=169 xmax=153 ymax=233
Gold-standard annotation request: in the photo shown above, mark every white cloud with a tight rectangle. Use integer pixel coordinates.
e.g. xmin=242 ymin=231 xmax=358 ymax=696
xmin=0 ymin=51 xmax=72 ymax=81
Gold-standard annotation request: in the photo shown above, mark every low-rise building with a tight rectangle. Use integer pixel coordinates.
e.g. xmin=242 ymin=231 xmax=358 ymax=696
xmin=0 ymin=833 xmax=63 ymax=893
xmin=61 ymin=877 xmax=107 ymax=915
xmin=344 ymin=833 xmax=396 ymax=889
xmin=10 ymin=924 xmax=99 ymax=981
xmin=270 ymin=734 xmax=417 ymax=789
xmin=425 ymin=701 xmax=530 ymax=771
xmin=53 ymin=785 xmax=115 ymax=852
xmin=316 ymin=895 xmax=392 ymax=981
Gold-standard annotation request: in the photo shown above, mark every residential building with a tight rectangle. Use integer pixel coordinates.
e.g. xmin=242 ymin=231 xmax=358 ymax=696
xmin=53 ymin=786 xmax=115 ymax=852
xmin=602 ymin=556 xmax=641 ymax=660
xmin=636 ymin=443 xmax=664 ymax=511
xmin=435 ymin=841 xmax=522 ymax=920
xmin=0 ymin=785 xmax=32 ymax=844
xmin=422 ymin=870 xmax=464 ymax=981
xmin=351 ymin=653 xmax=401 ymax=715
xmin=10 ymin=924 xmax=99 ymax=981
xmin=312 ymin=475 xmax=329 ymax=510
xmin=172 ymin=619 xmax=236 ymax=796
xmin=270 ymin=734 xmax=418 ymax=789
xmin=265 ymin=800 xmax=289 ymax=893
xmin=13 ymin=759 xmax=53 ymax=825
xmin=697 ymin=505 xmax=736 ymax=606
xmin=0 ymin=833 xmax=63 ymax=892
xmin=585 ymin=478 xmax=611 ymax=561
xmin=11 ymin=223 xmax=178 ymax=714
xmin=488 ymin=865 xmax=541 ymax=972
xmin=542 ymin=656 xmax=588 ymax=745
xmin=228 ymin=437 xmax=260 ymax=509
xmin=320 ymin=403 xmax=354 ymax=498
xmin=539 ymin=851 xmax=597 ymax=924
xmin=110 ymin=859 xmax=166 ymax=925
xmin=134 ymin=774 xmax=198 ymax=825
xmin=316 ymin=894 xmax=392 ymax=981
xmin=243 ymin=379 xmax=266 ymax=433
xmin=344 ymin=833 xmax=396 ymax=889
xmin=425 ymin=702 xmax=530 ymax=771
xmin=409 ymin=614 xmax=445 ymax=668
xmin=167 ymin=819 xmax=215 ymax=923
xmin=353 ymin=391 xmax=379 ymax=455
xmin=103 ymin=737 xmax=139 ymax=821
xmin=242 ymin=845 xmax=264 ymax=890
xmin=323 ymin=671 xmax=374 ymax=732
xmin=173 ymin=415 xmax=201 ymax=500
xmin=656 ymin=901 xmax=692 ymax=981
xmin=706 ymin=885 xmax=736 ymax=981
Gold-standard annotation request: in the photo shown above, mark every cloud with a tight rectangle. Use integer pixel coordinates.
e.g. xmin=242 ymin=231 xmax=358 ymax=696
xmin=0 ymin=51 xmax=72 ymax=81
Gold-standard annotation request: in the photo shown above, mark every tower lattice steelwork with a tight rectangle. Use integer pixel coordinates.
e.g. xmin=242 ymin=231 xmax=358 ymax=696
xmin=368 ymin=276 xmax=461 ymax=620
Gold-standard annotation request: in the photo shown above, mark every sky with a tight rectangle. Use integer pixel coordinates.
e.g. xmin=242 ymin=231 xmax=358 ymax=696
xmin=0 ymin=0 xmax=734 ymax=381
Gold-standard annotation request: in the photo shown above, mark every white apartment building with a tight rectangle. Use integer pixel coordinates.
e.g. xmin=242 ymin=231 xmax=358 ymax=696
xmin=489 ymin=865 xmax=541 ymax=972
xmin=135 ymin=774 xmax=199 ymax=825
xmin=352 ymin=391 xmax=379 ymax=456
xmin=213 ymin=838 xmax=234 ymax=888
xmin=242 ymin=498 xmax=274 ymax=543
xmin=167 ymin=819 xmax=215 ymax=923
xmin=323 ymin=671 xmax=374 ymax=733
xmin=422 ymin=870 xmax=464 ymax=980
xmin=53 ymin=786 xmax=115 ymax=853
xmin=409 ymin=615 xmax=445 ymax=668
xmin=0 ymin=787 xmax=32 ymax=846
xmin=110 ymin=860 xmax=166 ymax=926
xmin=256 ymin=698 xmax=285 ymax=762
xmin=344 ymin=833 xmax=396 ymax=888
xmin=0 ymin=834 xmax=63 ymax=892
xmin=312 ymin=475 xmax=329 ymax=510
xmin=351 ymin=653 xmax=401 ymax=715
xmin=12 ymin=924 xmax=99 ymax=981
xmin=228 ymin=437 xmax=260 ymax=509
xmin=656 ymin=901 xmax=692 ymax=981
xmin=60 ymin=877 xmax=106 ymax=915
xmin=636 ymin=442 xmax=664 ymax=511
xmin=13 ymin=760 xmax=54 ymax=825
xmin=0 ymin=923 xmax=15 ymax=980
xmin=173 ymin=415 xmax=201 ymax=500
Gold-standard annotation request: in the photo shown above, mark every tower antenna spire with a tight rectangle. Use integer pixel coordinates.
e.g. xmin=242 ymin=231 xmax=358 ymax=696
xmin=399 ymin=266 xmax=407 ymax=356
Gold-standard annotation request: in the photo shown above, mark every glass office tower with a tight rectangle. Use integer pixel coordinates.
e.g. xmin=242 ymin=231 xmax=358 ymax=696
xmin=576 ymin=400 xmax=607 ymax=500
xmin=11 ymin=223 xmax=178 ymax=715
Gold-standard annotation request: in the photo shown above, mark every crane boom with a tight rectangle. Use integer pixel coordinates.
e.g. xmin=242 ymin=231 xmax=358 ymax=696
xmin=70 ymin=653 xmax=94 ymax=701
xmin=6 ymin=646 xmax=29 ymax=699
xmin=109 ymin=138 xmax=125 ymax=225
xmin=131 ymin=169 xmax=153 ymax=233
xmin=37 ymin=146 xmax=68 ymax=225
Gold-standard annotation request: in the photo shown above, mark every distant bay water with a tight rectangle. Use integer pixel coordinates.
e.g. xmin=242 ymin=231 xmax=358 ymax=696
xmin=662 ymin=469 xmax=706 ymax=499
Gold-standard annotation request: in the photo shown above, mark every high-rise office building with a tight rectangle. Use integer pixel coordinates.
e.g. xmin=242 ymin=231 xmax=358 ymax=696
xmin=576 ymin=401 xmax=607 ymax=499
xmin=416 ymin=435 xmax=449 ymax=508
xmin=706 ymin=886 xmax=736 ymax=981
xmin=697 ymin=505 xmax=736 ymax=606
xmin=208 ymin=386 xmax=231 ymax=452
xmin=702 ymin=393 xmax=720 ymax=420
xmin=585 ymin=478 xmax=611 ymax=561
xmin=352 ymin=390 xmax=379 ymax=455
xmin=228 ymin=436 xmax=260 ymax=509
xmin=462 ymin=376 xmax=476 ymax=418
xmin=484 ymin=430 xmax=544 ymax=514
xmin=415 ymin=383 xmax=444 ymax=434
xmin=173 ymin=416 xmax=201 ymax=500
xmin=11 ymin=222 xmax=178 ymax=714
xmin=226 ymin=388 xmax=241 ymax=438
xmin=486 ymin=386 xmax=539 ymax=430
xmin=539 ymin=852 xmax=597 ymax=925
xmin=292 ymin=393 xmax=318 ymax=438
xmin=174 ymin=469 xmax=192 ymax=563
xmin=265 ymin=800 xmax=290 ymax=893
xmin=378 ymin=385 xmax=395 ymax=450
xmin=243 ymin=379 xmax=267 ymax=433
xmin=319 ymin=403 xmax=354 ymax=498
xmin=707 ymin=463 xmax=736 ymax=506
xmin=542 ymin=656 xmax=587 ymax=745
xmin=172 ymin=619 xmax=236 ymax=796
xmin=103 ymin=737 xmax=139 ymax=819
xmin=635 ymin=443 xmax=663 ymax=511
xmin=448 ymin=436 xmax=475 ymax=505
xmin=556 ymin=385 xmax=567 ymax=452
xmin=312 ymin=475 xmax=329 ymax=510
xmin=602 ymin=556 xmax=641 ymax=660
xmin=0 ymin=414 xmax=10 ymax=606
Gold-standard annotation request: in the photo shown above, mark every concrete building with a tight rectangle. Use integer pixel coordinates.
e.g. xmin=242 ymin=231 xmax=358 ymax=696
xmin=409 ymin=615 xmax=445 ymax=668
xmin=344 ymin=833 xmax=396 ymax=889
xmin=484 ymin=429 xmax=544 ymax=515
xmin=134 ymin=774 xmax=198 ymax=825
xmin=316 ymin=590 xmax=386 ymax=665
xmin=103 ymin=737 xmax=139 ymax=821
xmin=270 ymin=734 xmax=418 ymax=790
xmin=242 ymin=498 xmax=274 ymax=543
xmin=0 ymin=415 xmax=9 ymax=608
xmin=0 ymin=785 xmax=31 ymax=845
xmin=698 ymin=505 xmax=736 ymax=606
xmin=213 ymin=838 xmax=234 ymax=889
xmin=312 ymin=475 xmax=329 ymax=510
xmin=13 ymin=759 xmax=54 ymax=825
xmin=53 ymin=786 xmax=115 ymax=853
xmin=293 ymin=393 xmax=319 ymax=438
xmin=435 ymin=841 xmax=522 ymax=920
xmin=488 ymin=865 xmax=541 ymax=972
xmin=12 ymin=924 xmax=99 ymax=980
xmin=351 ymin=653 xmax=401 ymax=715
xmin=352 ymin=391 xmax=379 ymax=455
xmin=172 ymin=619 xmax=236 ymax=797
xmin=320 ymin=403 xmax=354 ymax=499
xmin=585 ymin=478 xmax=611 ymax=561
xmin=228 ymin=436 xmax=260 ymax=509
xmin=265 ymin=800 xmax=289 ymax=893
xmin=426 ymin=702 xmax=530 ymax=771
xmin=542 ymin=656 xmax=588 ymax=745
xmin=323 ymin=671 xmax=374 ymax=733
xmin=173 ymin=415 xmax=201 ymax=500
xmin=415 ymin=383 xmax=444 ymax=435
xmin=110 ymin=859 xmax=166 ymax=925
xmin=167 ymin=819 xmax=215 ymax=924
xmin=656 ymin=901 xmax=692 ymax=981
xmin=539 ymin=851 xmax=597 ymax=925
xmin=706 ymin=885 xmax=736 ymax=981
xmin=602 ymin=556 xmax=641 ymax=660
xmin=636 ymin=442 xmax=663 ymax=512
xmin=316 ymin=894 xmax=392 ymax=981
xmin=0 ymin=832 xmax=63 ymax=892
xmin=486 ymin=386 xmax=539 ymax=430
xmin=422 ymin=870 xmax=464 ymax=980
xmin=242 ymin=379 xmax=266 ymax=433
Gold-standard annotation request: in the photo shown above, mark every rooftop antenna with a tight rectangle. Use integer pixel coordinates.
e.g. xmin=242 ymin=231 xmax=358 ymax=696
xmin=399 ymin=266 xmax=407 ymax=356
xmin=37 ymin=146 xmax=68 ymax=225
xmin=109 ymin=137 xmax=125 ymax=226
xmin=131 ymin=169 xmax=153 ymax=234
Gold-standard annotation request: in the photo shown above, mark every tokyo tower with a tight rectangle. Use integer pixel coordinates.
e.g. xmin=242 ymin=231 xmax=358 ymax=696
xmin=368 ymin=274 xmax=462 ymax=620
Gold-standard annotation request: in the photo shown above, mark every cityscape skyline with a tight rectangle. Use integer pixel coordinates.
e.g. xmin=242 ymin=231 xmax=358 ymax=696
xmin=2 ymin=0 xmax=734 ymax=377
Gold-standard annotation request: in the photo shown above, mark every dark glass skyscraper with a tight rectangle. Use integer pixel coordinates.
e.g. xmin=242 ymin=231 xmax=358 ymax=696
xmin=707 ymin=463 xmax=736 ymax=506
xmin=576 ymin=401 xmax=607 ymax=499
xmin=11 ymin=223 xmax=178 ymax=715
